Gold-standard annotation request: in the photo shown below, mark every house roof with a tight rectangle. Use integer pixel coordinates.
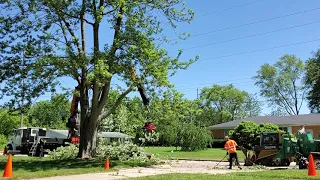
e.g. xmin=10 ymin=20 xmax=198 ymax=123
xmin=208 ymin=113 xmax=320 ymax=130
xmin=98 ymin=132 xmax=134 ymax=139
xmin=47 ymin=129 xmax=134 ymax=138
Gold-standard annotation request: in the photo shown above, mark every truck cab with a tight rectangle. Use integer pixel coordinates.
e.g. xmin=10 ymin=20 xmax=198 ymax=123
xmin=6 ymin=127 xmax=45 ymax=152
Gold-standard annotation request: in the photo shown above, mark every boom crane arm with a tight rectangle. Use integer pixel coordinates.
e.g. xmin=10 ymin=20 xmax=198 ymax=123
xmin=130 ymin=66 xmax=150 ymax=108
xmin=66 ymin=85 xmax=80 ymax=141
xmin=129 ymin=66 xmax=156 ymax=132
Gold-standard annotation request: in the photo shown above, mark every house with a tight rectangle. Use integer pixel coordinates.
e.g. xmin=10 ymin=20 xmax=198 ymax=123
xmin=46 ymin=129 xmax=134 ymax=143
xmin=208 ymin=113 xmax=320 ymax=139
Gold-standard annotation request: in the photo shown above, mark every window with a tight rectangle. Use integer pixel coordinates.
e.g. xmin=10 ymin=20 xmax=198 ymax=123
xmin=224 ymin=130 xmax=231 ymax=136
xmin=279 ymin=127 xmax=288 ymax=132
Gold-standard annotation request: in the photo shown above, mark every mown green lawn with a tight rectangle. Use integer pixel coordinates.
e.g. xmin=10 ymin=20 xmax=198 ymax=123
xmin=128 ymin=170 xmax=320 ymax=180
xmin=143 ymin=147 xmax=246 ymax=161
xmin=0 ymin=155 xmax=157 ymax=180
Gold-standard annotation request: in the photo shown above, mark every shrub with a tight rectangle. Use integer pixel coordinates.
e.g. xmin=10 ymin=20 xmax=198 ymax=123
xmin=0 ymin=134 xmax=7 ymax=149
xmin=229 ymin=120 xmax=284 ymax=150
xmin=48 ymin=144 xmax=79 ymax=160
xmin=178 ymin=123 xmax=213 ymax=151
xmin=96 ymin=138 xmax=158 ymax=163
xmin=211 ymin=139 xmax=225 ymax=148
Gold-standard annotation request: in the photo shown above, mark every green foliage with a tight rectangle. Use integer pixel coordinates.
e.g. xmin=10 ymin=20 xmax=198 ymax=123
xmin=96 ymin=139 xmax=158 ymax=163
xmin=27 ymin=93 xmax=71 ymax=129
xmin=48 ymin=144 xmax=79 ymax=160
xmin=199 ymin=84 xmax=261 ymax=125
xmin=253 ymin=54 xmax=306 ymax=115
xmin=140 ymin=132 xmax=160 ymax=146
xmin=0 ymin=134 xmax=8 ymax=148
xmin=178 ymin=123 xmax=213 ymax=151
xmin=150 ymin=89 xmax=202 ymax=146
xmin=304 ymin=49 xmax=320 ymax=113
xmin=229 ymin=121 xmax=284 ymax=150
xmin=109 ymin=89 xmax=203 ymax=147
xmin=0 ymin=108 xmax=20 ymax=137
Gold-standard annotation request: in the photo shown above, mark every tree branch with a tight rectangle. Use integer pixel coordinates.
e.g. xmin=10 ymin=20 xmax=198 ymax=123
xmin=298 ymin=88 xmax=307 ymax=112
xmin=108 ymin=6 xmax=123 ymax=71
xmin=98 ymin=85 xmax=134 ymax=121
xmin=57 ymin=20 xmax=80 ymax=81
xmin=276 ymin=98 xmax=292 ymax=115
xmin=291 ymin=78 xmax=299 ymax=114
xmin=274 ymin=85 xmax=296 ymax=115
xmin=102 ymin=8 xmax=118 ymax=15
xmin=97 ymin=77 xmax=112 ymax=112
xmin=58 ymin=9 xmax=94 ymax=25
xmin=59 ymin=15 xmax=82 ymax=54
xmin=80 ymin=0 xmax=87 ymax=53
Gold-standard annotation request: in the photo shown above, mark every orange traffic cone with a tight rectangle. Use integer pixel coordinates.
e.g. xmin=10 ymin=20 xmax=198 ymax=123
xmin=104 ymin=158 xmax=109 ymax=170
xmin=308 ymin=154 xmax=317 ymax=176
xmin=2 ymin=154 xmax=12 ymax=178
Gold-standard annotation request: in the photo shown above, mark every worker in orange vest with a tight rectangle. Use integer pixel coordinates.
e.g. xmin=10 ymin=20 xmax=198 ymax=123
xmin=224 ymin=136 xmax=242 ymax=169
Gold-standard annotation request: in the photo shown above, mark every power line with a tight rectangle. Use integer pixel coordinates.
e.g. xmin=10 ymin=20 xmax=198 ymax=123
xmin=182 ymin=20 xmax=320 ymax=50
xmin=186 ymin=7 xmax=320 ymax=38
xmin=172 ymin=77 xmax=253 ymax=89
xmin=127 ymin=82 xmax=256 ymax=97
xmin=194 ymin=0 xmax=267 ymax=19
xmin=173 ymin=81 xmax=255 ymax=91
xmin=54 ymin=38 xmax=320 ymax=93
xmin=198 ymin=38 xmax=320 ymax=62
xmin=112 ymin=37 xmax=318 ymax=80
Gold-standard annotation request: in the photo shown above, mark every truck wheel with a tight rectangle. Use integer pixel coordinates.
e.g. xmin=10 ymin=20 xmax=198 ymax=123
xmin=299 ymin=161 xmax=306 ymax=169
xmin=314 ymin=159 xmax=320 ymax=169
xmin=36 ymin=144 xmax=44 ymax=157
xmin=6 ymin=145 xmax=14 ymax=156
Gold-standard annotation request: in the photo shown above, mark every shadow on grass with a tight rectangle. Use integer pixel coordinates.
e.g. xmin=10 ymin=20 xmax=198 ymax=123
xmin=0 ymin=156 xmax=157 ymax=173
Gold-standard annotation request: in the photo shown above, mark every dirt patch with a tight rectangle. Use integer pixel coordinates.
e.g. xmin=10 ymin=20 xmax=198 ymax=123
xmin=31 ymin=160 xmax=264 ymax=180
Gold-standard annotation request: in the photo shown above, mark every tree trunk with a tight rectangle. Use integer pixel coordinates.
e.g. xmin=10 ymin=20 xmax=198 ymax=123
xmin=77 ymin=82 xmax=100 ymax=159
xmin=78 ymin=115 xmax=98 ymax=158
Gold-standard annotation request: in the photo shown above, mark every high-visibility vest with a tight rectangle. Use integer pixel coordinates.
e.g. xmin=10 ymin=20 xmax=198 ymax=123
xmin=225 ymin=140 xmax=237 ymax=153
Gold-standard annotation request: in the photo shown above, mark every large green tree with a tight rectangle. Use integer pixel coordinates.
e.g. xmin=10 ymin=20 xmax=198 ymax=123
xmin=27 ymin=93 xmax=71 ymax=129
xmin=0 ymin=0 xmax=198 ymax=158
xmin=253 ymin=54 xmax=306 ymax=115
xmin=304 ymin=49 xmax=320 ymax=113
xmin=149 ymin=89 xmax=201 ymax=146
xmin=0 ymin=109 xmax=20 ymax=137
xmin=199 ymin=84 xmax=261 ymax=124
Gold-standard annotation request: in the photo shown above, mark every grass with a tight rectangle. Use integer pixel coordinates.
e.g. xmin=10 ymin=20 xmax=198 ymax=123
xmin=0 ymin=155 xmax=158 ymax=180
xmin=143 ymin=147 xmax=246 ymax=161
xmin=128 ymin=170 xmax=320 ymax=180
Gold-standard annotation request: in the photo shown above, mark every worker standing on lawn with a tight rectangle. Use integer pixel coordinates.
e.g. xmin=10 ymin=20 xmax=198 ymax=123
xmin=224 ymin=136 xmax=242 ymax=170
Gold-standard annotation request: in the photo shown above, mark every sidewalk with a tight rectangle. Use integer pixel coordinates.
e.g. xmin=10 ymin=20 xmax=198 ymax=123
xmin=31 ymin=160 xmax=261 ymax=180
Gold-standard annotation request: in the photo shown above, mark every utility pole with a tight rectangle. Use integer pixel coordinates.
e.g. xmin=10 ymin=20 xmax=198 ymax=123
xmin=20 ymin=50 xmax=25 ymax=128
xmin=197 ymin=88 xmax=199 ymax=99
xmin=20 ymin=94 xmax=24 ymax=127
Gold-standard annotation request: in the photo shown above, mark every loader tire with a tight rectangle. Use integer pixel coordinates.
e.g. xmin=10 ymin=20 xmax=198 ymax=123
xmin=244 ymin=157 xmax=254 ymax=166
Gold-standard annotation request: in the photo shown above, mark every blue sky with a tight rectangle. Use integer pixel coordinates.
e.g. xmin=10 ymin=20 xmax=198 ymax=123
xmin=2 ymin=0 xmax=320 ymax=115
xmin=155 ymin=0 xmax=320 ymax=115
